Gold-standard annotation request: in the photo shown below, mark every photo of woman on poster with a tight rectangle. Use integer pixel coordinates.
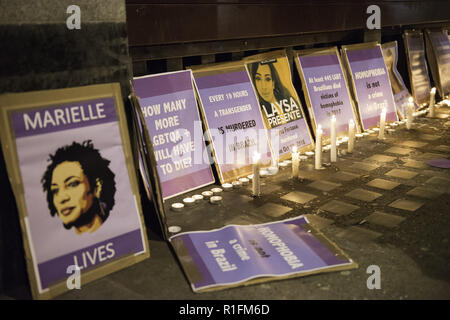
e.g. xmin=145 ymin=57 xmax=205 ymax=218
xmin=383 ymin=47 xmax=404 ymax=94
xmin=249 ymin=60 xmax=301 ymax=127
xmin=41 ymin=140 xmax=116 ymax=235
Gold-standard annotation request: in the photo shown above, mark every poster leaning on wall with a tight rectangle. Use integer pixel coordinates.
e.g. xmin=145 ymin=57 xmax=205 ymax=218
xmin=0 ymin=83 xmax=150 ymax=299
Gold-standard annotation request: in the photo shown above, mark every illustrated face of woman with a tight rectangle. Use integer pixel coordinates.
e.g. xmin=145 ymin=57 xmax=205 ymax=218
xmin=255 ymin=64 xmax=276 ymax=103
xmin=50 ymin=161 xmax=94 ymax=225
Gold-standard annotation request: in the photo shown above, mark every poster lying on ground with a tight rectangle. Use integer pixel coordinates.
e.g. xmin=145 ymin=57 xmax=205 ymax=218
xmin=382 ymin=41 xmax=416 ymax=119
xmin=342 ymin=42 xmax=399 ymax=130
xmin=424 ymin=29 xmax=450 ymax=98
xmin=191 ymin=61 xmax=273 ymax=183
xmin=0 ymin=83 xmax=149 ymax=299
xmin=295 ymin=47 xmax=361 ymax=139
xmin=403 ymin=30 xmax=432 ymax=105
xmin=133 ymin=70 xmax=215 ymax=200
xmin=244 ymin=50 xmax=314 ymax=160
xmin=170 ymin=216 xmax=357 ymax=292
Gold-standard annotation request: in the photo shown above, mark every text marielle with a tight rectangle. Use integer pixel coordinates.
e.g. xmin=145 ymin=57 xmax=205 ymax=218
xmin=23 ymin=103 xmax=106 ymax=131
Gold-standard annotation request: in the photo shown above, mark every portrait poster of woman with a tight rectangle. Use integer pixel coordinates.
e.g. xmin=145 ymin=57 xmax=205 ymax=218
xmin=0 ymin=83 xmax=149 ymax=299
xmin=245 ymin=50 xmax=314 ymax=160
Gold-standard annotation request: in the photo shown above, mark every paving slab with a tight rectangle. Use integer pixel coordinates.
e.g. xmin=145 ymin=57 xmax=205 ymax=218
xmin=365 ymin=154 xmax=397 ymax=162
xmin=307 ymin=180 xmax=342 ymax=192
xmin=331 ymin=171 xmax=361 ymax=182
xmin=433 ymin=145 xmax=450 ymax=153
xmin=365 ymin=211 xmax=406 ymax=228
xmin=399 ymin=140 xmax=428 ymax=148
xmin=389 ymin=199 xmax=424 ymax=212
xmin=366 ymin=178 xmax=400 ymax=190
xmin=345 ymin=188 xmax=383 ymax=202
xmin=319 ymin=200 xmax=359 ymax=216
xmin=335 ymin=226 xmax=382 ymax=242
xmin=385 ymin=169 xmax=418 ymax=179
xmin=256 ymin=202 xmax=292 ymax=218
xmin=349 ymin=162 xmax=380 ymax=172
xmin=281 ymin=191 xmax=318 ymax=204
xmin=425 ymin=176 xmax=450 ymax=186
xmin=419 ymin=134 xmax=440 ymax=141
xmin=304 ymin=214 xmax=334 ymax=229
xmin=406 ymin=187 xmax=443 ymax=199
xmin=402 ymin=159 xmax=426 ymax=169
xmin=384 ymin=147 xmax=414 ymax=155
xmin=417 ymin=152 xmax=448 ymax=161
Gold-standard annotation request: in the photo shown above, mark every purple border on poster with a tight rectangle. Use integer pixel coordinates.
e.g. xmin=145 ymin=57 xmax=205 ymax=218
xmin=133 ymin=71 xmax=214 ymax=199
xmin=298 ymin=53 xmax=356 ymax=137
xmin=195 ymin=71 xmax=250 ymax=90
xmin=346 ymin=46 xmax=398 ymax=129
xmin=38 ymin=229 xmax=144 ymax=289
xmin=171 ymin=216 xmax=352 ymax=291
xmin=11 ymin=98 xmax=117 ymax=138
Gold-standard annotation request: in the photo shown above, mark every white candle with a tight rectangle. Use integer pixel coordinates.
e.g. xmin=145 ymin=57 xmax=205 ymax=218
xmin=168 ymin=226 xmax=182 ymax=233
xmin=239 ymin=177 xmax=249 ymax=185
xmin=291 ymin=146 xmax=300 ymax=179
xmin=171 ymin=203 xmax=184 ymax=212
xmin=222 ymin=183 xmax=233 ymax=191
xmin=315 ymin=125 xmax=323 ymax=169
xmin=183 ymin=197 xmax=196 ymax=206
xmin=210 ymin=196 xmax=222 ymax=205
xmin=192 ymin=194 xmax=204 ymax=202
xmin=202 ymin=191 xmax=213 ymax=199
xmin=211 ymin=187 xmax=223 ymax=195
xmin=267 ymin=166 xmax=278 ymax=175
xmin=429 ymin=87 xmax=436 ymax=117
xmin=348 ymin=119 xmax=355 ymax=153
xmin=378 ymin=107 xmax=386 ymax=140
xmin=330 ymin=116 xmax=337 ymax=162
xmin=406 ymin=97 xmax=414 ymax=130
xmin=259 ymin=169 xmax=269 ymax=178
xmin=252 ymin=152 xmax=261 ymax=197
xmin=278 ymin=161 xmax=288 ymax=167
xmin=305 ymin=151 xmax=315 ymax=157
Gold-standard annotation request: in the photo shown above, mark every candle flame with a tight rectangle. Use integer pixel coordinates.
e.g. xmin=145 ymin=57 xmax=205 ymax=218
xmin=292 ymin=146 xmax=297 ymax=153
xmin=431 ymin=87 xmax=436 ymax=94
xmin=331 ymin=115 xmax=336 ymax=122
xmin=253 ymin=152 xmax=261 ymax=163
xmin=408 ymin=97 xmax=414 ymax=104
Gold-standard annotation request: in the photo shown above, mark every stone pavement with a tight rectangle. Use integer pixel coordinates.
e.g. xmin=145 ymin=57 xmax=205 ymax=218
xmin=14 ymin=105 xmax=450 ymax=300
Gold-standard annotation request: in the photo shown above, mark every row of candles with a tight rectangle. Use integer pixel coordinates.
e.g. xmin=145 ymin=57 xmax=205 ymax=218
xmin=171 ymin=88 xmax=442 ymax=210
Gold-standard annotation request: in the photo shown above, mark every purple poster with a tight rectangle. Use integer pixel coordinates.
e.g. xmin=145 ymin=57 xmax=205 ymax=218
xmin=404 ymin=31 xmax=432 ymax=105
xmin=10 ymin=97 xmax=146 ymax=292
xmin=193 ymin=67 xmax=272 ymax=182
xmin=297 ymin=51 xmax=359 ymax=137
xmin=344 ymin=45 xmax=399 ymax=130
xmin=133 ymin=70 xmax=215 ymax=199
xmin=382 ymin=41 xmax=417 ymax=118
xmin=170 ymin=216 xmax=355 ymax=292
xmin=427 ymin=30 xmax=450 ymax=96
xmin=246 ymin=56 xmax=314 ymax=158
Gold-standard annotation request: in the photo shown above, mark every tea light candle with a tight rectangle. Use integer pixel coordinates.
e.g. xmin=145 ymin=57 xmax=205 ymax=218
xmin=210 ymin=196 xmax=222 ymax=204
xmin=367 ymin=129 xmax=375 ymax=134
xmin=291 ymin=146 xmax=300 ymax=178
xmin=372 ymin=128 xmax=380 ymax=132
xmin=362 ymin=132 xmax=369 ymax=137
xmin=252 ymin=152 xmax=261 ymax=197
xmin=391 ymin=122 xmax=398 ymax=127
xmin=232 ymin=180 xmax=242 ymax=188
xmin=348 ymin=119 xmax=355 ymax=153
xmin=315 ymin=125 xmax=323 ymax=170
xmin=330 ymin=115 xmax=337 ymax=162
xmin=183 ymin=197 xmax=196 ymax=206
xmin=202 ymin=191 xmax=213 ymax=199
xmin=285 ymin=160 xmax=292 ymax=165
xmin=267 ymin=166 xmax=278 ymax=175
xmin=259 ymin=169 xmax=269 ymax=177
xmin=168 ymin=226 xmax=182 ymax=234
xmin=247 ymin=174 xmax=253 ymax=180
xmin=305 ymin=151 xmax=315 ymax=157
xmin=211 ymin=187 xmax=223 ymax=195
xmin=429 ymin=87 xmax=436 ymax=117
xmin=192 ymin=194 xmax=204 ymax=202
xmin=355 ymin=133 xmax=363 ymax=139
xmin=279 ymin=161 xmax=288 ymax=167
xmin=239 ymin=177 xmax=249 ymax=185
xmin=171 ymin=203 xmax=184 ymax=212
xmin=222 ymin=183 xmax=233 ymax=191
xmin=378 ymin=107 xmax=386 ymax=140
xmin=299 ymin=155 xmax=308 ymax=161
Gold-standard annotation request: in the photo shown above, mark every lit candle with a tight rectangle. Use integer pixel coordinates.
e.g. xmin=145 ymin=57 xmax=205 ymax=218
xmin=222 ymin=183 xmax=233 ymax=191
xmin=348 ymin=119 xmax=355 ymax=153
xmin=315 ymin=125 xmax=323 ymax=170
xmin=252 ymin=152 xmax=261 ymax=197
xmin=330 ymin=115 xmax=337 ymax=162
xmin=211 ymin=187 xmax=223 ymax=195
xmin=406 ymin=97 xmax=414 ymax=130
xmin=182 ymin=197 xmax=196 ymax=207
xmin=168 ymin=226 xmax=182 ymax=234
xmin=378 ymin=107 xmax=386 ymax=140
xmin=232 ymin=180 xmax=242 ymax=189
xmin=192 ymin=194 xmax=204 ymax=202
xmin=429 ymin=87 xmax=436 ymax=117
xmin=171 ymin=203 xmax=184 ymax=212
xmin=291 ymin=146 xmax=300 ymax=179
xmin=278 ymin=161 xmax=288 ymax=167
xmin=267 ymin=166 xmax=278 ymax=175
xmin=202 ymin=191 xmax=213 ymax=199
xmin=305 ymin=151 xmax=315 ymax=157
xmin=210 ymin=196 xmax=222 ymax=205
xmin=355 ymin=133 xmax=363 ymax=139
xmin=259 ymin=169 xmax=269 ymax=178
xmin=239 ymin=177 xmax=249 ymax=185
